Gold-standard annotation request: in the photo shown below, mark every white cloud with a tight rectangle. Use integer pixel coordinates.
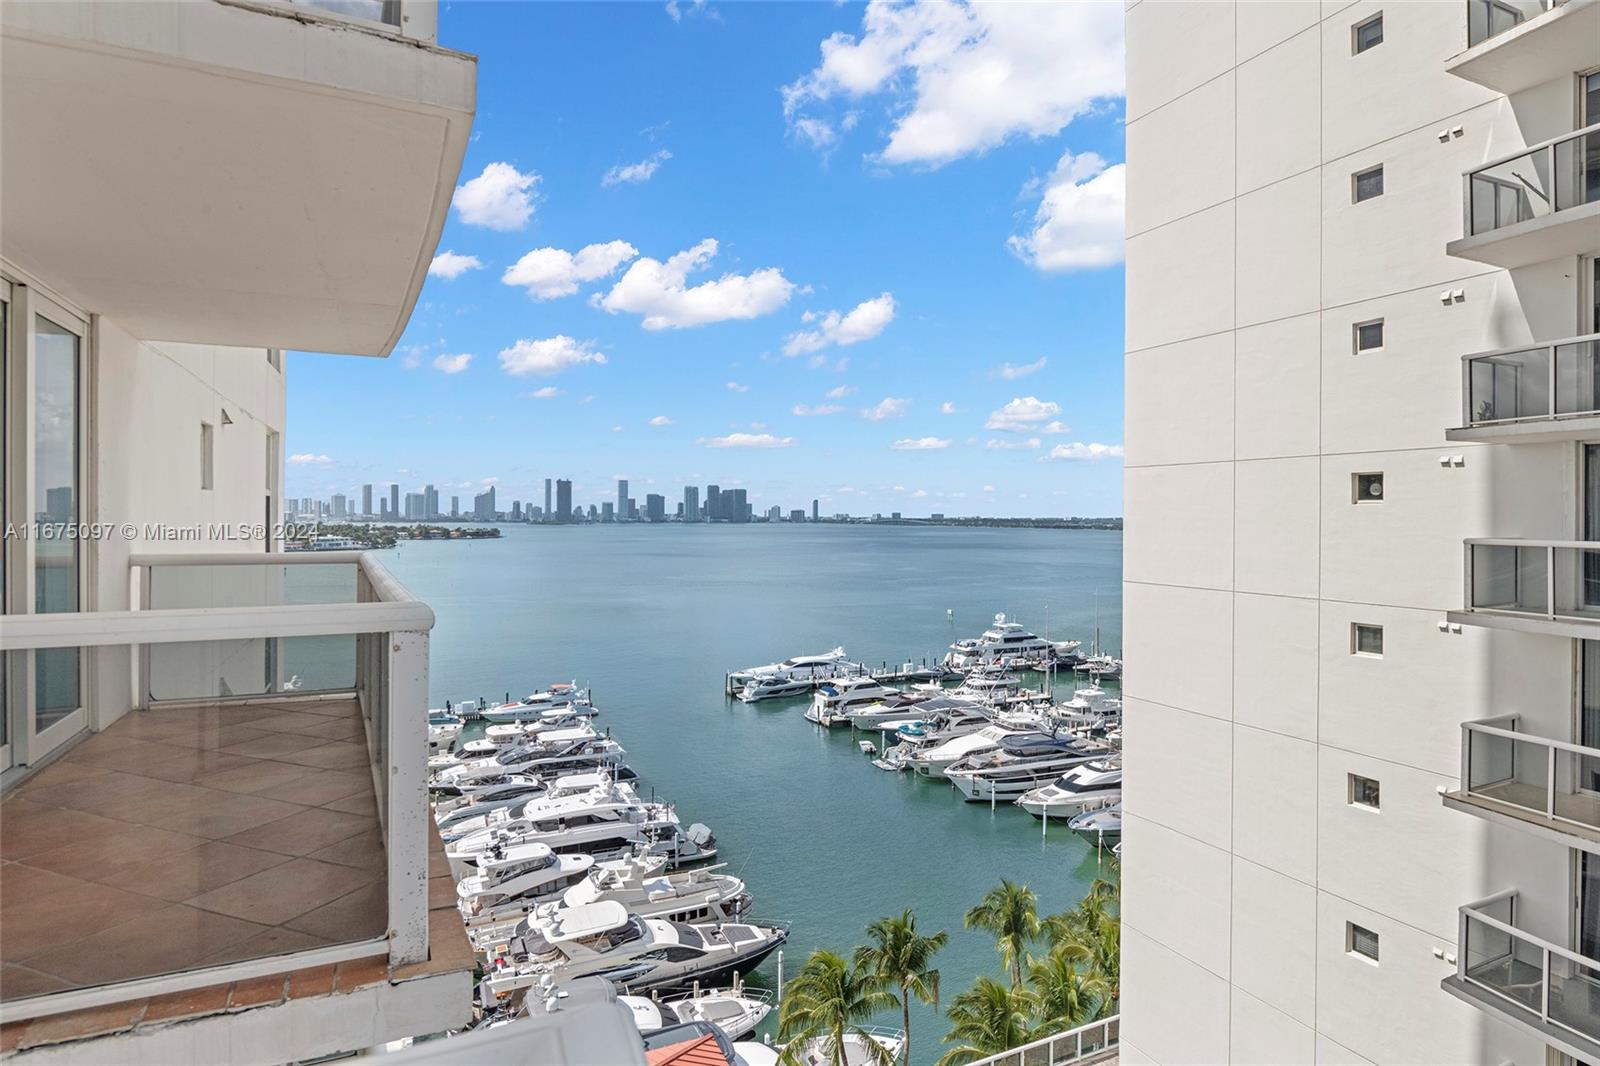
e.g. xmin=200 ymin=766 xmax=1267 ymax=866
xmin=596 ymin=238 xmax=795 ymax=330
xmin=994 ymin=356 xmax=1046 ymax=380
xmin=530 ymin=386 xmax=561 ymax=399
xmin=432 ymin=353 xmax=473 ymax=374
xmin=612 ymin=425 xmax=624 ymax=433
xmin=784 ymin=293 xmax=896 ymax=356
xmin=862 ymin=396 xmax=909 ymax=422
xmin=792 ymin=117 xmax=837 ymax=151
xmin=453 ymin=162 xmax=539 ymax=231
xmin=499 ymin=336 xmax=608 ymax=376
xmin=826 ymin=384 xmax=857 ymax=400
xmin=288 ymin=453 xmax=333 ymax=466
xmin=665 ymin=0 xmax=718 ymax=21
xmin=726 ymin=381 xmax=751 ymax=393
xmin=792 ymin=403 xmax=843 ymax=417
xmin=648 ymin=415 xmax=674 ymax=426
xmin=1042 ymin=420 xmax=1070 ymax=435
xmin=892 ymin=437 xmax=951 ymax=451
xmin=602 ymin=150 xmax=672 ymax=187
xmin=985 ymin=395 xmax=1061 ymax=431
xmin=986 ymin=437 xmax=1041 ymax=451
xmin=428 ymin=251 xmax=483 ymax=279
xmin=702 ymin=432 xmax=794 ymax=449
xmin=982 ymin=484 xmax=996 ymax=493
xmin=783 ymin=1 xmax=1123 ymax=167
xmin=1008 ymin=151 xmax=1125 ymax=272
xmin=1045 ymin=442 xmax=1124 ymax=461
xmin=940 ymin=401 xmax=958 ymax=415
xmin=502 ymin=241 xmax=638 ymax=300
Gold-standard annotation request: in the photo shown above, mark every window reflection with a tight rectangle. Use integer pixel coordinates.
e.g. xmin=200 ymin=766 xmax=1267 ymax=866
xmin=33 ymin=316 xmax=79 ymax=728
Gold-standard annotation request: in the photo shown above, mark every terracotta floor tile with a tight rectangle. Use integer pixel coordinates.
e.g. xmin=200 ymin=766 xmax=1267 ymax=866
xmin=14 ymin=770 xmax=189 ymax=815
xmin=30 ymin=905 xmax=271 ymax=987
xmin=308 ymin=827 xmax=386 ymax=873
xmin=63 ymin=735 xmax=187 ymax=770
xmin=248 ymin=710 xmax=348 ymax=736
xmin=187 ymin=858 xmax=377 ymax=926
xmin=0 ymin=963 xmax=71 ymax=1000
xmin=319 ymin=782 xmax=379 ymax=815
xmin=200 ymin=926 xmax=330 ymax=966
xmin=170 ymin=724 xmax=281 ymax=752
xmin=2 ymin=878 xmax=159 ymax=959
xmin=283 ymin=880 xmax=388 ymax=941
xmin=228 ymin=974 xmax=287 ymax=1009
xmin=1 ymin=865 xmax=86 ymax=915
xmin=116 ymin=840 xmax=291 ymax=902
xmin=295 ymin=716 xmax=367 ymax=741
xmin=16 ymin=1000 xmax=145 ymax=1050
xmin=8 ymin=761 xmax=106 ymax=800
xmin=134 ymin=750 xmax=260 ymax=784
xmin=22 ymin=824 xmax=204 ymax=887
xmin=286 ymin=963 xmax=339 ymax=999
xmin=276 ymin=699 xmax=362 ymax=719
xmin=333 ymin=953 xmax=390 ymax=993
xmin=190 ymin=759 xmax=314 ymax=795
xmin=275 ymin=741 xmax=371 ymax=771
xmin=218 ymin=732 xmax=327 ymax=759
xmin=224 ymin=807 xmax=375 ymax=857
xmin=0 ymin=803 xmax=130 ymax=861
xmin=145 ymin=792 xmax=305 ymax=839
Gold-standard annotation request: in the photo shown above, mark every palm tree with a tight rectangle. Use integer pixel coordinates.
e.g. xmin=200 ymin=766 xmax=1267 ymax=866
xmin=778 ymin=949 xmax=899 ymax=1066
xmin=854 ymin=909 xmax=949 ymax=1066
xmin=1025 ymin=951 xmax=1096 ymax=1033
xmin=936 ymin=977 xmax=1036 ymax=1066
xmin=1042 ymin=876 xmax=1120 ymax=1013
xmin=964 ymin=879 xmax=1039 ymax=987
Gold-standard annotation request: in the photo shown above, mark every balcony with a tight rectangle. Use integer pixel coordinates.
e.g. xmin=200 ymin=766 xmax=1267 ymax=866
xmin=1445 ymin=122 xmax=1600 ymax=270
xmin=1442 ymin=890 xmax=1600 ymax=1063
xmin=1447 ymin=0 xmax=1598 ymax=96
xmin=0 ymin=0 xmax=475 ymax=356
xmin=1442 ymin=715 xmax=1600 ymax=853
xmin=1448 ymin=539 xmax=1600 ymax=639
xmin=0 ymin=553 xmax=472 ymax=1061
xmin=1447 ymin=334 xmax=1600 ymax=443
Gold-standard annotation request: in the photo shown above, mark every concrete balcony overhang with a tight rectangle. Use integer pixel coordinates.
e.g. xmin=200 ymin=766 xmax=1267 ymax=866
xmin=1445 ymin=0 xmax=1600 ymax=96
xmin=1442 ymin=715 xmax=1600 ymax=855
xmin=0 ymin=0 xmax=476 ymax=357
xmin=1445 ymin=200 xmax=1600 ymax=270
xmin=1447 ymin=413 xmax=1600 ymax=443
xmin=1446 ymin=333 xmax=1600 ymax=443
xmin=1442 ymin=974 xmax=1600 ymax=1065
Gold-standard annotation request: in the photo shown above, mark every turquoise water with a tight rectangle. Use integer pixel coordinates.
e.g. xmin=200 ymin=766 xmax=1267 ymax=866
xmin=385 ymin=523 xmax=1122 ymax=1062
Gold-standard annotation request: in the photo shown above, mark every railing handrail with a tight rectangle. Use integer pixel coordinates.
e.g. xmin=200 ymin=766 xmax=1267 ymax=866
xmin=1459 ymin=330 xmax=1600 ymax=364
xmin=1461 ymin=891 xmax=1600 ymax=971
xmin=955 ymin=1015 xmax=1120 ymax=1066
xmin=0 ymin=600 xmax=435 ymax=651
xmin=1463 ymin=537 xmax=1600 ymax=549
xmin=1462 ymin=716 xmax=1600 ymax=759
xmin=1466 ymin=119 xmax=1600 ymax=178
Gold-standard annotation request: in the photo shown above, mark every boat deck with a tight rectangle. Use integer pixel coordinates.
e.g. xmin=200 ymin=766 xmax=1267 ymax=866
xmin=1 ymin=697 xmax=386 ymax=999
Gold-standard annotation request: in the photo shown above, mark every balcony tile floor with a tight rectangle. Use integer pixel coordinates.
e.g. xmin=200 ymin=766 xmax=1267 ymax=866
xmin=0 ymin=698 xmax=386 ymax=999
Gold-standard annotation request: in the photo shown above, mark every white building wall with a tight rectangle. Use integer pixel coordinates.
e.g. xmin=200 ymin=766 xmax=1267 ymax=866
xmin=1123 ymin=2 xmax=1591 ymax=1062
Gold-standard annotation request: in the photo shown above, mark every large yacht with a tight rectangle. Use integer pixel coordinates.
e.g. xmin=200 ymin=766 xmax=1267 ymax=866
xmin=429 ymin=728 xmax=626 ymax=786
xmin=480 ymin=684 xmax=589 ymax=723
xmin=803 ymin=677 xmax=900 ymax=727
xmin=907 ymin=723 xmax=1023 ymax=779
xmin=456 ymin=843 xmax=598 ymax=923
xmin=621 ymin=987 xmax=773 ymax=1042
xmin=735 ymin=675 xmax=817 ymax=702
xmin=945 ymin=732 xmax=1111 ymax=802
xmin=727 ymin=647 xmax=865 ymax=687
xmin=875 ymin=704 xmax=992 ymax=771
xmin=1016 ymin=760 xmax=1123 ymax=819
xmin=479 ymin=901 xmax=788 ymax=1000
xmin=943 ymin=614 xmax=1075 ymax=670
xmin=1067 ymin=802 xmax=1122 ymax=848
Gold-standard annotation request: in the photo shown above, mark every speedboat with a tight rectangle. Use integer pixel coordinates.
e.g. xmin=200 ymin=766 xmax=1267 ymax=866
xmin=1016 ymin=760 xmax=1122 ymax=818
xmin=480 ymin=684 xmax=588 ymax=723
xmin=621 ymin=987 xmax=773 ymax=1042
xmin=804 ymin=677 xmax=899 ymax=727
xmin=479 ymin=901 xmax=789 ymax=1000
xmin=908 ymin=724 xmax=1021 ymax=779
xmin=456 ymin=843 xmax=597 ymax=923
xmin=728 ymin=648 xmax=864 ymax=688
xmin=1068 ymin=802 xmax=1122 ymax=847
xmin=736 ymin=676 xmax=815 ymax=703
xmin=944 ymin=614 xmax=1063 ymax=671
xmin=946 ymin=732 xmax=1110 ymax=802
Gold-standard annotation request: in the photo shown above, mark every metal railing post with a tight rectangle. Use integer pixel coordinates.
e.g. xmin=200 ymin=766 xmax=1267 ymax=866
xmin=1461 ymin=723 xmax=1472 ymax=795
xmin=386 ymin=628 xmax=431 ymax=966
xmin=1541 ymin=945 xmax=1552 ymax=1025
xmin=1547 ymin=744 xmax=1558 ymax=819
xmin=1547 ymin=544 xmax=1557 ymax=619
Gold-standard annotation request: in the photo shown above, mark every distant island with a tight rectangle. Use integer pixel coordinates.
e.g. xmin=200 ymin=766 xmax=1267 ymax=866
xmin=295 ymin=522 xmax=502 ymax=550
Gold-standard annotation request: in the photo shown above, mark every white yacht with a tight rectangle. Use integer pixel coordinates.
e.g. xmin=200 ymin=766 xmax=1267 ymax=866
xmin=908 ymin=723 xmax=1022 ymax=779
xmin=456 ymin=842 xmax=597 ymax=922
xmin=804 ymin=677 xmax=900 ymax=727
xmin=736 ymin=676 xmax=816 ymax=702
xmin=429 ymin=729 xmax=625 ymax=786
xmin=727 ymin=648 xmax=864 ymax=688
xmin=1068 ymin=802 xmax=1122 ymax=847
xmin=1016 ymin=761 xmax=1123 ymax=819
xmin=875 ymin=705 xmax=992 ymax=771
xmin=480 ymin=684 xmax=588 ymax=723
xmin=944 ymin=614 xmax=1062 ymax=670
xmin=732 ymin=1029 xmax=906 ymax=1066
xmin=843 ymin=687 xmax=945 ymax=730
xmin=479 ymin=901 xmax=788 ymax=1000
xmin=945 ymin=732 xmax=1110 ymax=802
xmin=434 ymin=775 xmax=548 ymax=823
xmin=622 ymin=987 xmax=773 ymax=1042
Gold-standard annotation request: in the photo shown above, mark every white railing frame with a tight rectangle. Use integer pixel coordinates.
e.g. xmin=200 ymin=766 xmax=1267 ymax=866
xmin=1466 ymin=0 xmax=1567 ymax=47
xmin=1462 ymin=538 xmax=1600 ymax=623
xmin=1457 ymin=890 xmax=1600 ymax=1045
xmin=1458 ymin=332 xmax=1600 ymax=427
xmin=956 ymin=1014 xmax=1120 ymax=1066
xmin=0 ymin=551 xmax=435 ymax=1021
xmin=1462 ymin=120 xmax=1600 ymax=238
xmin=1460 ymin=714 xmax=1600 ymax=830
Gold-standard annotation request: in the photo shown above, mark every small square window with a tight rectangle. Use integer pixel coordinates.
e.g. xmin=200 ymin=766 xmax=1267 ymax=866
xmin=1352 ymin=472 xmax=1384 ymax=503
xmin=1353 ymin=165 xmax=1384 ymax=203
xmin=1347 ymin=922 xmax=1380 ymax=962
xmin=1354 ymin=319 xmax=1385 ymax=353
xmin=1352 ymin=623 xmax=1384 ymax=656
xmin=1348 ymin=773 xmax=1381 ymax=809
xmin=1352 ymin=13 xmax=1383 ymax=53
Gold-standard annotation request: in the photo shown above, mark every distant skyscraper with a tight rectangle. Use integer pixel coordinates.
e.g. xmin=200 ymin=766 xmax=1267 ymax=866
xmin=511 ymin=501 xmax=522 ymax=521
xmin=616 ymin=479 xmax=628 ymax=520
xmin=645 ymin=493 xmax=665 ymax=522
xmin=404 ymin=491 xmax=424 ymax=519
xmin=683 ymin=485 xmax=699 ymax=523
xmin=587 ymin=504 xmax=597 ymax=521
xmin=388 ymin=483 xmax=399 ymax=519
xmin=706 ymin=484 xmax=721 ymax=521
xmin=424 ymin=484 xmax=438 ymax=519
xmin=729 ymin=488 xmax=748 ymax=523
xmin=450 ymin=495 xmax=459 ymax=518
xmin=601 ymin=501 xmax=614 ymax=522
xmin=544 ymin=478 xmax=552 ymax=522
xmin=473 ymin=485 xmax=495 ymax=520
xmin=332 ymin=493 xmax=346 ymax=517
xmin=556 ymin=479 xmax=573 ymax=522
xmin=361 ymin=483 xmax=373 ymax=517
xmin=812 ymin=499 xmax=819 ymax=523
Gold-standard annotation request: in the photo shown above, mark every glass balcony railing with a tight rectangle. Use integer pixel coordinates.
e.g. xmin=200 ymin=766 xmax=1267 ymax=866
xmin=1455 ymin=715 xmax=1600 ymax=835
xmin=1462 ymin=334 xmax=1600 ymax=427
xmin=1465 ymin=540 xmax=1600 ymax=624
xmin=1467 ymin=0 xmax=1567 ymax=46
xmin=1456 ymin=890 xmax=1600 ymax=1047
xmin=1469 ymin=122 xmax=1600 ymax=237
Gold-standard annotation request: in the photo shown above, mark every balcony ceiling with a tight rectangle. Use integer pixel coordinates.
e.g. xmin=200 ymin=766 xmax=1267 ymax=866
xmin=1446 ymin=202 xmax=1600 ymax=270
xmin=0 ymin=1 xmax=475 ymax=356
xmin=1445 ymin=0 xmax=1600 ymax=95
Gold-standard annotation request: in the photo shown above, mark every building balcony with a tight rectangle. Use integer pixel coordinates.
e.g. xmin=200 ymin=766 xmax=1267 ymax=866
xmin=0 ymin=0 xmax=475 ymax=356
xmin=1447 ymin=334 xmax=1600 ymax=443
xmin=1442 ymin=715 xmax=1600 ymax=853
xmin=1447 ymin=0 xmax=1598 ymax=96
xmin=1448 ymin=539 xmax=1600 ymax=639
xmin=1442 ymin=890 xmax=1600 ymax=1064
xmin=1445 ymin=122 xmax=1600 ymax=270
xmin=0 ymin=552 xmax=472 ymax=1062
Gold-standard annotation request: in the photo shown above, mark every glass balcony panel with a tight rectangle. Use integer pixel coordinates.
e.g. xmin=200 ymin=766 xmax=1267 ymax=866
xmin=1555 ymin=340 xmax=1600 ymax=417
xmin=1467 ymin=0 xmax=1561 ymax=45
xmin=1469 ymin=346 xmax=1551 ymax=423
xmin=1554 ymin=130 xmax=1600 ymax=214
xmin=1550 ymin=951 xmax=1600 ymax=1041
xmin=1470 ymin=544 xmax=1548 ymax=614
xmin=147 ymin=561 xmax=360 ymax=610
xmin=1471 ymin=148 xmax=1552 ymax=234
xmin=146 ymin=635 xmax=357 ymax=703
xmin=1464 ymin=908 xmax=1545 ymax=1016
xmin=1554 ymin=548 xmax=1600 ymax=619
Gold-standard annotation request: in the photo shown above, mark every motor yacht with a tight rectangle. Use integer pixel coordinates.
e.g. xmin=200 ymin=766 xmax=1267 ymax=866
xmin=727 ymin=648 xmax=865 ymax=688
xmin=429 ymin=729 xmax=625 ymax=786
xmin=428 ymin=721 xmax=462 ymax=758
xmin=621 ymin=987 xmax=773 ymax=1042
xmin=479 ymin=900 xmax=788 ymax=1000
xmin=732 ymin=1029 xmax=906 ymax=1066
xmin=456 ymin=842 xmax=597 ymax=923
xmin=1068 ymin=802 xmax=1122 ymax=847
xmin=736 ymin=676 xmax=816 ymax=703
xmin=907 ymin=723 xmax=1022 ymax=779
xmin=945 ymin=732 xmax=1110 ymax=802
xmin=480 ymin=684 xmax=588 ymax=723
xmin=803 ymin=677 xmax=899 ymax=727
xmin=944 ymin=614 xmax=1065 ymax=671
xmin=1016 ymin=760 xmax=1123 ymax=819
xmin=875 ymin=705 xmax=992 ymax=771
xmin=434 ymin=775 xmax=547 ymax=823
xmin=842 ymin=688 xmax=945 ymax=730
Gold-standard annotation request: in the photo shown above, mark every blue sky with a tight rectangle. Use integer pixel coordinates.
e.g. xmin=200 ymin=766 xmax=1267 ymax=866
xmin=286 ymin=0 xmax=1127 ymax=518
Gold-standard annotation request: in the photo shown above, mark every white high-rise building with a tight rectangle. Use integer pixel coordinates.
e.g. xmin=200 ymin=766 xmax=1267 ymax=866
xmin=1123 ymin=2 xmax=1600 ymax=1064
